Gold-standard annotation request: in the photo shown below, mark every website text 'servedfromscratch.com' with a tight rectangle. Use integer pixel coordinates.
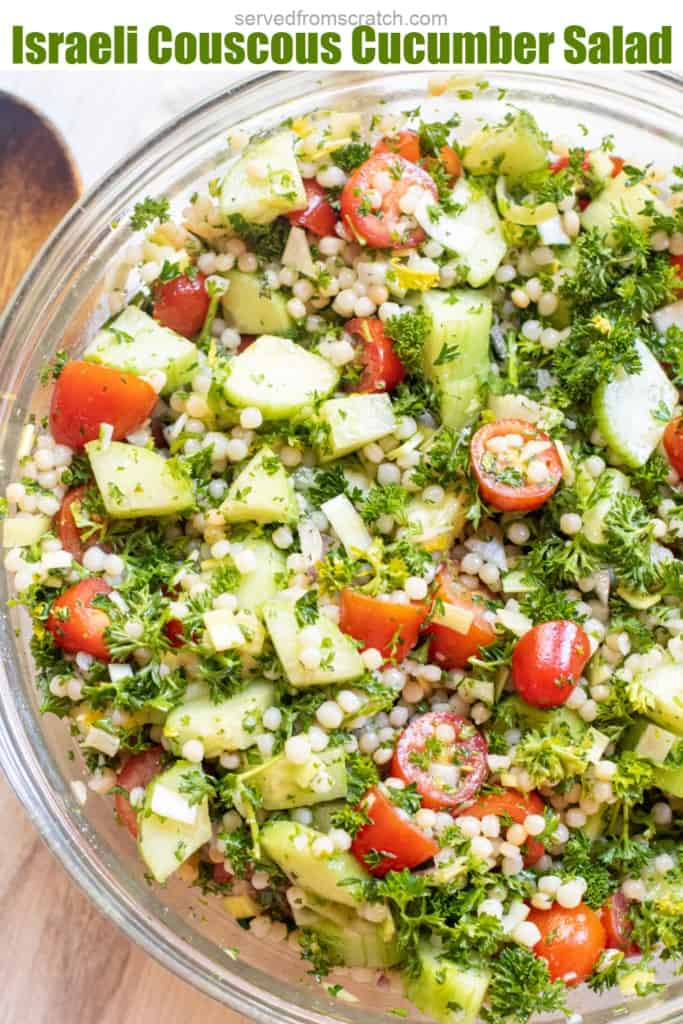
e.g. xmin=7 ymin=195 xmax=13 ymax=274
xmin=233 ymin=10 xmax=449 ymax=28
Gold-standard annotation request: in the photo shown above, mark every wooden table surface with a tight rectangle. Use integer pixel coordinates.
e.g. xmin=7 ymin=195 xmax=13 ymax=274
xmin=0 ymin=778 xmax=246 ymax=1022
xmin=0 ymin=69 xmax=250 ymax=1024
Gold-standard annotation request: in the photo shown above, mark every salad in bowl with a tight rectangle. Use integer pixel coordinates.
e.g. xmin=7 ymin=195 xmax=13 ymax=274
xmin=5 ymin=85 xmax=683 ymax=1024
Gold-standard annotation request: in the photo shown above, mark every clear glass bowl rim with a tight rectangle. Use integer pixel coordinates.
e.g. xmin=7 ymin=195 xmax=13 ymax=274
xmin=1 ymin=67 xmax=683 ymax=1024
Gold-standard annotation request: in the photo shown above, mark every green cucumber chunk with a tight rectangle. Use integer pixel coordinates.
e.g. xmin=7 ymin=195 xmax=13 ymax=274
xmin=138 ymin=761 xmax=212 ymax=884
xmin=633 ymin=661 xmax=683 ymax=736
xmin=263 ymin=596 xmax=364 ymax=687
xmin=221 ymin=446 xmax=298 ymax=525
xmin=403 ymin=943 xmax=490 ymax=1024
xmin=221 ymin=271 xmax=294 ymax=336
xmin=246 ymin=747 xmax=346 ymax=809
xmin=233 ymin=538 xmax=287 ymax=613
xmin=581 ymin=172 xmax=669 ymax=243
xmin=593 ymin=339 xmax=677 ymax=468
xmin=319 ymin=393 xmax=396 ymax=460
xmin=223 ymin=335 xmax=338 ymax=420
xmin=2 ymin=514 xmax=51 ymax=547
xmin=581 ymin=468 xmax=630 ymax=545
xmin=497 ymin=694 xmax=586 ymax=740
xmin=625 ymin=719 xmax=683 ymax=798
xmin=463 ymin=111 xmax=547 ymax=182
xmin=86 ymin=440 xmax=194 ymax=518
xmin=292 ymin=895 xmax=400 ymax=968
xmin=84 ymin=306 xmax=198 ymax=393
xmin=261 ymin=820 xmax=370 ymax=907
xmin=420 ymin=289 xmax=492 ymax=431
xmin=163 ymin=681 xmax=275 ymax=758
xmin=220 ymin=130 xmax=306 ymax=224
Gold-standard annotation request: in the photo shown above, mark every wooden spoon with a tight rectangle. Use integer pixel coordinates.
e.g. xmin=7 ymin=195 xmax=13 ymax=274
xmin=0 ymin=92 xmax=82 ymax=309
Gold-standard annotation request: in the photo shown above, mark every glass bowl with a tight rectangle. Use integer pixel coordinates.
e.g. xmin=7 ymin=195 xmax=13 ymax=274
xmin=1 ymin=69 xmax=683 ymax=1024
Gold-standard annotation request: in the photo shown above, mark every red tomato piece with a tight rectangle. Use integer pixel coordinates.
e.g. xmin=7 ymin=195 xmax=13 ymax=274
xmin=237 ymin=334 xmax=257 ymax=353
xmin=49 ymin=361 xmax=157 ymax=450
xmin=56 ymin=486 xmax=90 ymax=562
xmin=341 ymin=153 xmax=437 ymax=249
xmin=528 ymin=903 xmax=606 ymax=985
xmin=427 ymin=570 xmax=497 ymax=670
xmin=550 ymin=153 xmax=591 ymax=174
xmin=470 ymin=419 xmax=563 ymax=513
xmin=350 ymin=786 xmax=439 ymax=877
xmin=115 ymin=746 xmax=164 ymax=838
xmin=339 ymin=589 xmax=426 ymax=664
xmin=392 ymin=712 xmax=488 ymax=811
xmin=670 ymin=254 xmax=683 ymax=296
xmin=423 ymin=146 xmax=462 ymax=186
xmin=346 ymin=317 xmax=406 ymax=393
xmin=46 ymin=578 xmax=112 ymax=661
xmin=601 ymin=891 xmax=640 ymax=955
xmin=152 ymin=271 xmax=209 ymax=337
xmin=664 ymin=416 xmax=683 ymax=475
xmin=212 ymin=861 xmax=234 ymax=885
xmin=512 ymin=620 xmax=591 ymax=709
xmin=373 ymin=130 xmax=421 ymax=163
xmin=287 ymin=179 xmax=337 ymax=237
xmin=462 ymin=789 xmax=546 ymax=866
xmin=609 ymin=155 xmax=625 ymax=177
xmin=165 ymin=618 xmax=186 ymax=649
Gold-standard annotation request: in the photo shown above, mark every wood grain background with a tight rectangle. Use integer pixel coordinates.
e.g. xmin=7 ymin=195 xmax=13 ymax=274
xmin=1 ymin=69 xmax=248 ymax=1023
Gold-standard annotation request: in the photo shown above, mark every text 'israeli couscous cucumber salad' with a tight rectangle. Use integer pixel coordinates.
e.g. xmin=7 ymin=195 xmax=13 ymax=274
xmin=7 ymin=85 xmax=683 ymax=1024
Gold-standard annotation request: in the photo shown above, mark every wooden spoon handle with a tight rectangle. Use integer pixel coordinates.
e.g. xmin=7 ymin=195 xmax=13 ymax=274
xmin=0 ymin=92 xmax=82 ymax=310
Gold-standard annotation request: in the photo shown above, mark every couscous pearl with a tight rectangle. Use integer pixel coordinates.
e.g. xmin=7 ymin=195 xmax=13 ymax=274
xmin=257 ymin=733 xmax=276 ymax=757
xmin=83 ymin=546 xmax=107 ymax=573
xmin=512 ymin=922 xmax=542 ymax=948
xmin=226 ymin=439 xmax=248 ymax=462
xmin=481 ymin=814 xmax=501 ymax=838
xmin=537 ymin=292 xmax=559 ymax=316
xmin=262 ymin=707 xmax=282 ymax=731
xmin=655 ymin=853 xmax=675 ymax=875
xmin=361 ymin=647 xmax=384 ymax=671
xmin=299 ymin=646 xmax=322 ymax=669
xmin=622 ymin=879 xmax=647 ymax=902
xmin=560 ymin=513 xmax=583 ymax=536
xmin=285 ymin=735 xmax=310 ymax=764
xmin=495 ymin=264 xmax=516 ymax=284
xmin=280 ymin=446 xmax=302 ymax=467
xmin=563 ymin=210 xmax=580 ymax=237
xmin=287 ymin=298 xmax=307 ymax=320
xmin=507 ymin=521 xmax=530 ymax=545
xmin=522 ymin=320 xmax=542 ymax=341
xmin=565 ymin=808 xmax=587 ymax=829
xmin=316 ymin=700 xmax=344 ymax=730
xmin=455 ymin=816 xmax=481 ymax=838
xmin=272 ymin=526 xmax=293 ymax=549
xmin=511 ymin=289 xmax=530 ymax=309
xmin=182 ymin=739 xmax=204 ymax=763
xmin=405 ymin=577 xmax=428 ymax=601
xmin=377 ymin=462 xmax=401 ymax=486
xmin=653 ymin=801 xmax=673 ymax=825
xmin=307 ymin=726 xmax=329 ymax=753
xmin=240 ymin=407 xmax=263 ymax=430
xmin=556 ymin=881 xmax=584 ymax=909
xmin=524 ymin=814 xmax=546 ymax=837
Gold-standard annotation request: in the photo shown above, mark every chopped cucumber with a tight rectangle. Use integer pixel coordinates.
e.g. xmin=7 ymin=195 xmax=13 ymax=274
xmin=403 ymin=943 xmax=490 ymax=1024
xmin=310 ymin=800 xmax=346 ymax=833
xmin=86 ymin=441 xmax=194 ymax=518
xmin=319 ymin=393 xmax=396 ymax=460
xmin=593 ymin=339 xmax=677 ymax=468
xmin=402 ymin=491 xmax=466 ymax=553
xmin=633 ymin=661 xmax=683 ymax=736
xmin=414 ymin=179 xmax=506 ymax=287
xmin=2 ymin=514 xmax=51 ymax=548
xmin=221 ymin=446 xmax=298 ymax=525
xmin=233 ymin=538 xmax=287 ymax=613
xmin=487 ymin=392 xmax=562 ymax=431
xmin=625 ymin=719 xmax=683 ymax=797
xmin=581 ymin=468 xmax=630 ymax=545
xmin=221 ymin=271 xmax=294 ymax=336
xmin=138 ymin=761 xmax=212 ymax=884
xmin=498 ymin=694 xmax=586 ymax=740
xmin=163 ymin=681 xmax=275 ymax=758
xmin=292 ymin=897 xmax=400 ymax=968
xmin=223 ymin=335 xmax=338 ymax=420
xmin=419 ymin=289 xmax=492 ymax=431
xmin=321 ymin=493 xmax=372 ymax=555
xmin=463 ymin=111 xmax=548 ymax=182
xmin=653 ymin=300 xmax=683 ymax=335
xmin=282 ymin=226 xmax=316 ymax=279
xmin=220 ymin=131 xmax=306 ymax=224
xmin=84 ymin=306 xmax=198 ymax=393
xmin=263 ymin=596 xmax=364 ymax=687
xmin=581 ymin=172 xmax=669 ymax=243
xmin=246 ymin=747 xmax=347 ymax=809
xmin=261 ymin=820 xmax=370 ymax=906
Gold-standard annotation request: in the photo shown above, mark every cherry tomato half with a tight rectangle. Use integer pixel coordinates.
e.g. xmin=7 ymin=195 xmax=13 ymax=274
xmin=427 ymin=570 xmax=497 ymax=670
xmin=601 ymin=891 xmax=640 ymax=956
xmin=49 ymin=361 xmax=157 ymax=450
xmin=470 ymin=419 xmax=563 ymax=513
xmin=551 ymin=153 xmax=623 ymax=178
xmin=393 ymin=712 xmax=488 ymax=811
xmin=664 ymin=416 xmax=683 ymax=476
xmin=341 ymin=153 xmax=437 ymax=249
xmin=115 ymin=746 xmax=164 ymax=838
xmin=350 ymin=786 xmax=439 ymax=877
xmin=462 ymin=789 xmax=546 ymax=866
xmin=373 ymin=130 xmax=421 ymax=163
xmin=56 ymin=486 xmax=89 ymax=562
xmin=670 ymin=254 xmax=683 ymax=296
xmin=165 ymin=618 xmax=186 ymax=649
xmin=511 ymin=620 xmax=591 ymax=709
xmin=287 ymin=179 xmax=337 ymax=237
xmin=152 ymin=271 xmax=209 ymax=338
xmin=46 ymin=577 xmax=112 ymax=661
xmin=346 ymin=317 xmax=406 ymax=393
xmin=339 ymin=589 xmax=426 ymax=664
xmin=528 ymin=903 xmax=606 ymax=985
